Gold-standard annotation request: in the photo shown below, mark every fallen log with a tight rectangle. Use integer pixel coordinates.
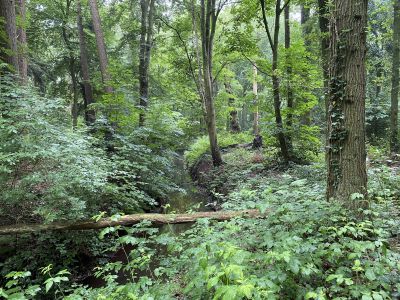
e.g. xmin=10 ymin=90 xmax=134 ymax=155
xmin=0 ymin=210 xmax=264 ymax=235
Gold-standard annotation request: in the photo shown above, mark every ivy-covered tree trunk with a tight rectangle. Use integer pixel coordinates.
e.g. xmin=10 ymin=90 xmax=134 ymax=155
xmin=200 ymin=0 xmax=223 ymax=166
xmin=88 ymin=0 xmax=112 ymax=94
xmin=390 ymin=0 xmax=400 ymax=154
xmin=16 ymin=0 xmax=27 ymax=83
xmin=77 ymin=0 xmax=96 ymax=125
xmin=224 ymin=81 xmax=240 ymax=133
xmin=326 ymin=0 xmax=368 ymax=205
xmin=138 ymin=0 xmax=155 ymax=127
xmin=0 ymin=0 xmax=19 ymax=73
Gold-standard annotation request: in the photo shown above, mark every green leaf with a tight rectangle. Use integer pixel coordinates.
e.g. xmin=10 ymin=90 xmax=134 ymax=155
xmin=365 ymin=268 xmax=376 ymax=281
xmin=45 ymin=281 xmax=54 ymax=293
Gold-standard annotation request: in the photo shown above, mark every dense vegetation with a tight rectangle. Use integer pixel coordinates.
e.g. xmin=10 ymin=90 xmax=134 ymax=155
xmin=0 ymin=0 xmax=399 ymax=299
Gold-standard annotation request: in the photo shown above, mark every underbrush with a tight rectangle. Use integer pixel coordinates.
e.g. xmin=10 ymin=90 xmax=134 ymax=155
xmin=184 ymin=132 xmax=253 ymax=166
xmin=1 ymin=149 xmax=400 ymax=299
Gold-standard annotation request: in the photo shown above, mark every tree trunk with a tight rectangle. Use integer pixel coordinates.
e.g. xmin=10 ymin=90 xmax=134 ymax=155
xmin=318 ymin=0 xmax=330 ymax=112
xmin=326 ymin=0 xmax=368 ymax=205
xmin=77 ymin=0 xmax=96 ymax=125
xmin=200 ymin=0 xmax=223 ymax=166
xmin=88 ymin=0 xmax=112 ymax=93
xmin=0 ymin=0 xmax=19 ymax=73
xmin=390 ymin=0 xmax=400 ymax=154
xmin=301 ymin=5 xmax=311 ymax=49
xmin=0 ymin=210 xmax=264 ymax=235
xmin=16 ymin=0 xmax=27 ymax=83
xmin=284 ymin=5 xmax=293 ymax=148
xmin=61 ymin=0 xmax=79 ymax=129
xmin=260 ymin=0 xmax=290 ymax=161
xmin=138 ymin=0 xmax=155 ymax=126
xmin=253 ymin=65 xmax=259 ymax=135
xmin=224 ymin=81 xmax=241 ymax=133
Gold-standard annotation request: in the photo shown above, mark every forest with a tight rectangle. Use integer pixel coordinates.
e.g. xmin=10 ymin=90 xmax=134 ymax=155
xmin=0 ymin=0 xmax=400 ymax=299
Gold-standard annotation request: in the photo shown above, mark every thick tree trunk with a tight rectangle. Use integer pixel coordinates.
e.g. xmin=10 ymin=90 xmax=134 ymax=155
xmin=88 ymin=0 xmax=112 ymax=93
xmin=138 ymin=0 xmax=155 ymax=126
xmin=16 ymin=0 xmax=27 ymax=83
xmin=390 ymin=0 xmax=400 ymax=154
xmin=0 ymin=0 xmax=19 ymax=73
xmin=284 ymin=5 xmax=293 ymax=148
xmin=77 ymin=0 xmax=96 ymax=125
xmin=224 ymin=82 xmax=241 ymax=133
xmin=326 ymin=0 xmax=368 ymax=205
xmin=200 ymin=0 xmax=223 ymax=166
xmin=253 ymin=65 xmax=259 ymax=135
xmin=0 ymin=210 xmax=264 ymax=235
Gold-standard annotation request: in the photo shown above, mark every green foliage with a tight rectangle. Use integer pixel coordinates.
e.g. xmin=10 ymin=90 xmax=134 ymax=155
xmin=185 ymin=132 xmax=253 ymax=165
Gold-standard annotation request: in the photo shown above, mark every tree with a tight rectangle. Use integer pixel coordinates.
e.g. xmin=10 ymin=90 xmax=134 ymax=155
xmin=88 ymin=0 xmax=112 ymax=93
xmin=0 ymin=0 xmax=19 ymax=73
xmin=138 ymin=0 xmax=155 ymax=126
xmin=252 ymin=65 xmax=259 ymax=135
xmin=318 ymin=0 xmax=329 ymax=109
xmin=61 ymin=0 xmax=79 ymax=128
xmin=326 ymin=0 xmax=368 ymax=204
xmin=284 ymin=4 xmax=293 ymax=148
xmin=224 ymin=81 xmax=241 ymax=133
xmin=77 ymin=0 xmax=96 ymax=125
xmin=198 ymin=0 xmax=223 ymax=166
xmin=16 ymin=0 xmax=27 ymax=83
xmin=390 ymin=0 xmax=400 ymax=153
xmin=259 ymin=0 xmax=291 ymax=161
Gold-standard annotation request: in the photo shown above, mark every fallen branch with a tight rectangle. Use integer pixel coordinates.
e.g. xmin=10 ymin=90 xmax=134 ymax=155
xmin=0 ymin=210 xmax=264 ymax=235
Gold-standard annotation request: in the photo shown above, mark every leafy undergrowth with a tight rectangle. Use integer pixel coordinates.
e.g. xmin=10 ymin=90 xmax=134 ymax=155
xmin=1 ymin=149 xmax=400 ymax=299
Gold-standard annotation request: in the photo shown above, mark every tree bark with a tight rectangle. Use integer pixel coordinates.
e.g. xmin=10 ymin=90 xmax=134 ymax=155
xmin=253 ymin=65 xmax=259 ymax=135
xmin=61 ymin=0 xmax=79 ymax=129
xmin=88 ymin=0 xmax=112 ymax=94
xmin=138 ymin=0 xmax=155 ymax=126
xmin=260 ymin=0 xmax=291 ymax=161
xmin=200 ymin=0 xmax=223 ymax=166
xmin=224 ymin=81 xmax=240 ymax=133
xmin=284 ymin=5 xmax=293 ymax=148
xmin=390 ymin=0 xmax=400 ymax=154
xmin=318 ymin=0 xmax=330 ymax=112
xmin=0 ymin=0 xmax=19 ymax=73
xmin=326 ymin=0 xmax=368 ymax=205
xmin=16 ymin=0 xmax=27 ymax=83
xmin=0 ymin=210 xmax=264 ymax=235
xmin=301 ymin=4 xmax=311 ymax=125
xmin=77 ymin=0 xmax=96 ymax=125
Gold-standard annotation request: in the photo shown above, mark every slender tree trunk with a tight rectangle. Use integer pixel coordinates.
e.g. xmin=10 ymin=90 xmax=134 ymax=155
xmin=16 ymin=0 xmax=27 ymax=83
xmin=284 ymin=5 xmax=293 ymax=148
xmin=301 ymin=5 xmax=311 ymax=49
xmin=390 ymin=0 xmax=400 ymax=154
xmin=200 ymin=0 xmax=223 ymax=166
xmin=300 ymin=4 xmax=312 ymax=126
xmin=260 ymin=0 xmax=290 ymax=161
xmin=326 ymin=0 xmax=368 ymax=205
xmin=253 ymin=65 xmax=259 ymax=135
xmin=88 ymin=0 xmax=112 ymax=93
xmin=138 ymin=0 xmax=155 ymax=126
xmin=61 ymin=0 xmax=79 ymax=129
xmin=224 ymin=81 xmax=240 ymax=133
xmin=77 ymin=0 xmax=96 ymax=125
xmin=0 ymin=0 xmax=19 ymax=73
xmin=318 ymin=0 xmax=330 ymax=112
